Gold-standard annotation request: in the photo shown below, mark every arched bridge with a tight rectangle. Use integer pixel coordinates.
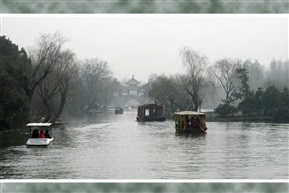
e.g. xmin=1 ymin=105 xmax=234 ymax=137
xmin=111 ymin=95 xmax=153 ymax=108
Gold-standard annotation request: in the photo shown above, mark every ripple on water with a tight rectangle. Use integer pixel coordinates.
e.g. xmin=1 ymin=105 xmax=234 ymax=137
xmin=0 ymin=111 xmax=288 ymax=179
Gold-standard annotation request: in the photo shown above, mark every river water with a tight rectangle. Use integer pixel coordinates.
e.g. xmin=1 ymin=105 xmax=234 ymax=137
xmin=0 ymin=110 xmax=288 ymax=179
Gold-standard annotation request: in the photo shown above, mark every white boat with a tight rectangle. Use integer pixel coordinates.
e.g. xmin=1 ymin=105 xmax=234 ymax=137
xmin=26 ymin=123 xmax=54 ymax=147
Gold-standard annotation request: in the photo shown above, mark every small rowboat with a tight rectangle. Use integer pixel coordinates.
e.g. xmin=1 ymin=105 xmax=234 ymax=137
xmin=26 ymin=123 xmax=54 ymax=147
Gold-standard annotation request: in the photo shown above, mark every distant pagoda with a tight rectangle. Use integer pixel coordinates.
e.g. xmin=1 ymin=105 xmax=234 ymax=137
xmin=121 ymin=75 xmax=144 ymax=96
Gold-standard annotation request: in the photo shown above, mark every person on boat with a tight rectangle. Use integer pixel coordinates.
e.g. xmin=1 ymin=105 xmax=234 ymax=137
xmin=45 ymin=129 xmax=51 ymax=138
xmin=178 ymin=116 xmax=182 ymax=129
xmin=32 ymin=129 xmax=39 ymax=138
xmin=185 ymin=116 xmax=190 ymax=129
xmin=190 ymin=116 xmax=197 ymax=129
xmin=182 ymin=115 xmax=187 ymax=130
xmin=39 ymin=130 xmax=45 ymax=138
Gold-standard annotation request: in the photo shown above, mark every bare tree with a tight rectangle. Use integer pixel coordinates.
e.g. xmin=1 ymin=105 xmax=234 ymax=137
xmin=180 ymin=47 xmax=210 ymax=111
xmin=53 ymin=51 xmax=79 ymax=121
xmin=79 ymin=58 xmax=112 ymax=113
xmin=36 ymin=50 xmax=79 ymax=122
xmin=149 ymin=75 xmax=187 ymax=115
xmin=209 ymin=58 xmax=241 ymax=104
xmin=95 ymin=77 xmax=117 ymax=112
xmin=28 ymin=32 xmax=67 ymax=102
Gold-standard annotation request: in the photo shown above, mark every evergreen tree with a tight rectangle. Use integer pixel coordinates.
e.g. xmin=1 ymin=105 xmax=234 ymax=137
xmin=0 ymin=36 xmax=31 ymax=129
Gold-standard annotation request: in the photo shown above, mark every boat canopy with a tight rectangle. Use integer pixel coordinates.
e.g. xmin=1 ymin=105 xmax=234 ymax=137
xmin=26 ymin=123 xmax=52 ymax=127
xmin=174 ymin=111 xmax=205 ymax=116
xmin=138 ymin=103 xmax=163 ymax=108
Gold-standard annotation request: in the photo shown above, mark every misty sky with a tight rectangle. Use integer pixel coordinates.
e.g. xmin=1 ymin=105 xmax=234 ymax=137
xmin=1 ymin=15 xmax=288 ymax=83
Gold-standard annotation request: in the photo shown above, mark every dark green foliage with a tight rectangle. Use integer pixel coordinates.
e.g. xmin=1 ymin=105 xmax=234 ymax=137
xmin=214 ymin=65 xmax=289 ymax=122
xmin=253 ymin=87 xmax=264 ymax=114
xmin=0 ymin=36 xmax=31 ymax=94
xmin=0 ymin=36 xmax=31 ymax=130
xmin=263 ymin=86 xmax=289 ymax=121
xmin=238 ymin=88 xmax=263 ymax=116
xmin=214 ymin=103 xmax=237 ymax=117
xmin=234 ymin=68 xmax=254 ymax=115
xmin=233 ymin=68 xmax=253 ymax=100
xmin=262 ymin=85 xmax=281 ymax=115
xmin=277 ymin=87 xmax=289 ymax=121
xmin=238 ymin=95 xmax=256 ymax=115
xmin=215 ymin=67 xmax=250 ymax=117
xmin=235 ymin=85 xmax=289 ymax=121
xmin=0 ymin=70 xmax=29 ymax=129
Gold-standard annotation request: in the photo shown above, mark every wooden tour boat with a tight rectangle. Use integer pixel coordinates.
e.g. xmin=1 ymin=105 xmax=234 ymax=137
xmin=136 ymin=103 xmax=166 ymax=122
xmin=26 ymin=123 xmax=54 ymax=147
xmin=174 ymin=111 xmax=207 ymax=134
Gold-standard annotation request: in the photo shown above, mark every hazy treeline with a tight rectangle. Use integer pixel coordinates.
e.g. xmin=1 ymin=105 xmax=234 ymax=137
xmin=149 ymin=48 xmax=289 ymax=121
xmin=0 ymin=33 xmax=288 ymax=130
xmin=0 ymin=33 xmax=120 ymax=130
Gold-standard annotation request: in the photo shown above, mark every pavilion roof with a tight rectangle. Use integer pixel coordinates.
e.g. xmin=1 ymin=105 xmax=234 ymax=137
xmin=126 ymin=75 xmax=141 ymax=85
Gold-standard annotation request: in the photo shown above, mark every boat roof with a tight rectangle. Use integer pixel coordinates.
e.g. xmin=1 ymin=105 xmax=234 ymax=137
xmin=26 ymin=123 xmax=52 ymax=127
xmin=138 ymin=103 xmax=163 ymax=108
xmin=174 ymin=111 xmax=205 ymax=116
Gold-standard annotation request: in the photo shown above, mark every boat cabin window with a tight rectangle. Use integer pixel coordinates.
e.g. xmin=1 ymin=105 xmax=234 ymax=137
xmin=145 ymin=109 xmax=149 ymax=116
xmin=29 ymin=126 xmax=52 ymax=138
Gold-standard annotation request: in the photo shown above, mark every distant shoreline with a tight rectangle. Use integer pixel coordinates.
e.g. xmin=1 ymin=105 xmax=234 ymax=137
xmin=205 ymin=112 xmax=289 ymax=123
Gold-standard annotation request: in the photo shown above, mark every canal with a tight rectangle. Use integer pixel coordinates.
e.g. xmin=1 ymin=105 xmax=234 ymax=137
xmin=0 ymin=110 xmax=288 ymax=179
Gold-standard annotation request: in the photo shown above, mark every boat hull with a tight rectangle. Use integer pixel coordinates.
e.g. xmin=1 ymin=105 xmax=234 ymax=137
xmin=137 ymin=116 xmax=166 ymax=122
xmin=175 ymin=127 xmax=207 ymax=134
xmin=26 ymin=138 xmax=54 ymax=146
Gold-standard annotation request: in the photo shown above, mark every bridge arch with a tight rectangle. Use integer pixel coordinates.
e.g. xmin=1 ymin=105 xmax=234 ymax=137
xmin=124 ymin=99 xmax=140 ymax=108
xmin=111 ymin=95 xmax=152 ymax=108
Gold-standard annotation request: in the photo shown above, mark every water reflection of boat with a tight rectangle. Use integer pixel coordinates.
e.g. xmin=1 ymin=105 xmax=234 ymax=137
xmin=115 ymin=107 xmax=124 ymax=114
xmin=26 ymin=123 xmax=54 ymax=147
xmin=174 ymin=111 xmax=207 ymax=134
xmin=136 ymin=103 xmax=166 ymax=122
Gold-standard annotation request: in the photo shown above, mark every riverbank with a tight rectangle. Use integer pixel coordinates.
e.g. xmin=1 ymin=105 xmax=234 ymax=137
xmin=205 ymin=112 xmax=289 ymax=123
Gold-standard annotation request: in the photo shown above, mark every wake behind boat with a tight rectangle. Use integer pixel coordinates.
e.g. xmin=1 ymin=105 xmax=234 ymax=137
xmin=26 ymin=123 xmax=53 ymax=147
